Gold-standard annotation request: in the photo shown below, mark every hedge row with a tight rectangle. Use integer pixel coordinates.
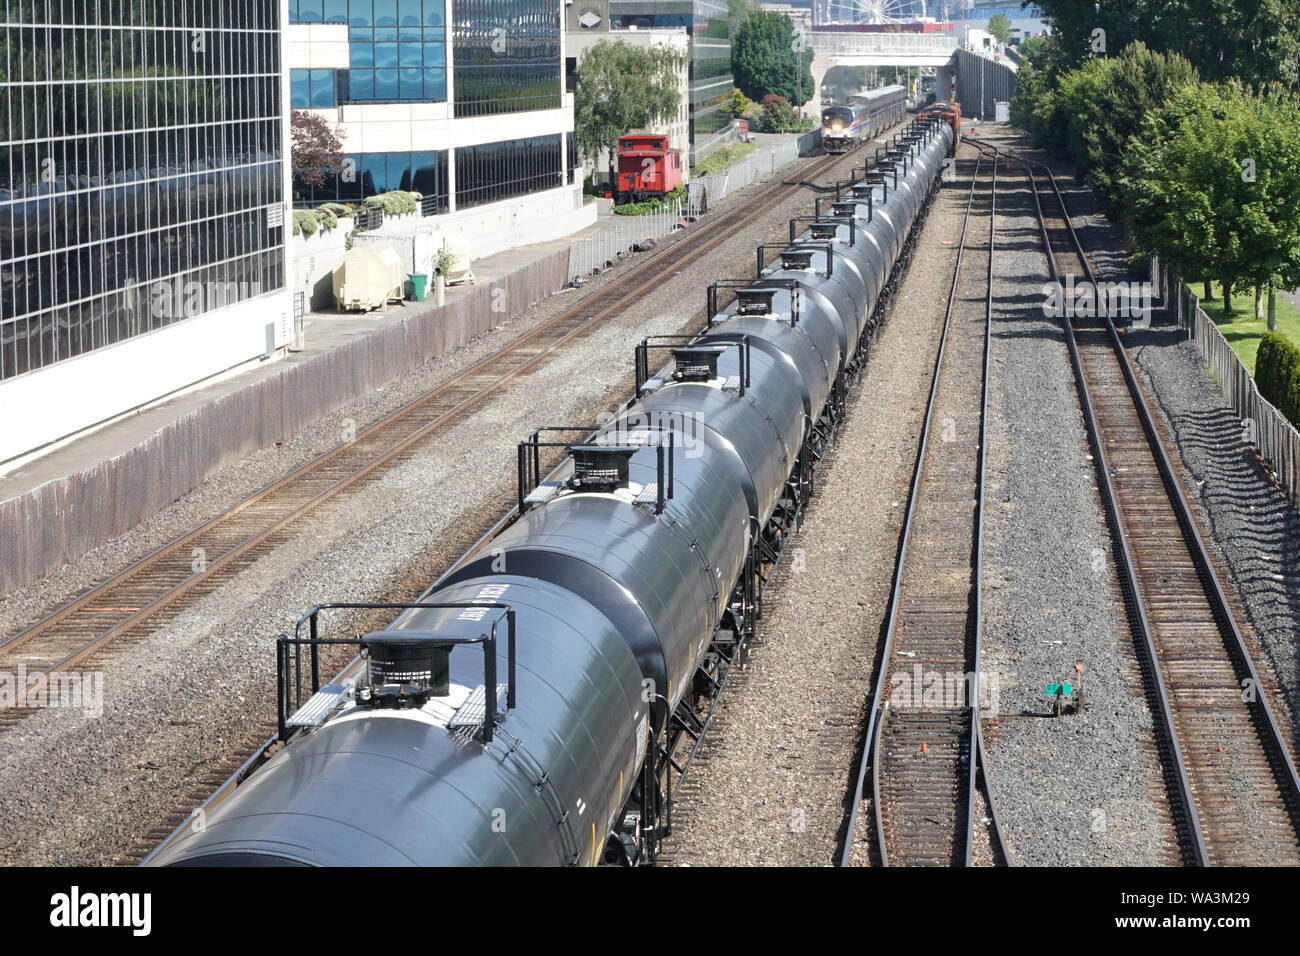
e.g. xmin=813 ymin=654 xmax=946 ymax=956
xmin=1255 ymin=331 xmax=1300 ymax=427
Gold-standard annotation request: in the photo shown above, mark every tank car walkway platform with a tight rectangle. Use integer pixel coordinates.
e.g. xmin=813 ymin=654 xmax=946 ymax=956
xmin=0 ymin=235 xmax=577 ymax=597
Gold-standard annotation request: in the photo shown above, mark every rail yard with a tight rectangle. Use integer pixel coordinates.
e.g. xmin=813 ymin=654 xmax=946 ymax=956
xmin=2 ymin=116 xmax=1299 ymax=887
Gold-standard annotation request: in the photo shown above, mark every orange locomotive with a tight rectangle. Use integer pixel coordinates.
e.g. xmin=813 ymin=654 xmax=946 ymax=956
xmin=917 ymin=102 xmax=961 ymax=156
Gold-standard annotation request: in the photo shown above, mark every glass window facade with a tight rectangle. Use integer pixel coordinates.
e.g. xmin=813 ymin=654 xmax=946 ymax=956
xmin=452 ymin=0 xmax=562 ymax=117
xmin=291 ymin=0 xmax=443 ymax=26
xmin=455 ymin=135 xmax=561 ymax=209
xmin=294 ymin=150 xmax=449 ymax=210
xmin=0 ymin=1 xmax=286 ymax=383
xmin=291 ymin=68 xmax=345 ymax=108
xmin=291 ymin=1 xmax=447 ymax=103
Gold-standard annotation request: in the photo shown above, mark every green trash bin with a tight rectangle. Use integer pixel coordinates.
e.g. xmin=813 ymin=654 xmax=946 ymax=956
xmin=408 ymin=273 xmax=429 ymax=302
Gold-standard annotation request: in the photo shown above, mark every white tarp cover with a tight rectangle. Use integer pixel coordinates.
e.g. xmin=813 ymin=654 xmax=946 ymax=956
xmin=333 ymin=247 xmax=405 ymax=312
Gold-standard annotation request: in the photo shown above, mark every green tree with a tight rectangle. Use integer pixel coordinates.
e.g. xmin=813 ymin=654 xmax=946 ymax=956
xmin=1017 ymin=35 xmax=1050 ymax=61
xmin=1073 ymin=43 xmax=1198 ymax=217
xmin=723 ymin=86 xmax=754 ymax=118
xmin=573 ymin=40 xmax=687 ymax=180
xmin=1121 ymin=82 xmax=1300 ymax=322
xmin=987 ymin=13 xmax=1012 ymax=45
xmin=1033 ymin=0 xmax=1300 ymax=87
xmin=732 ymin=9 xmax=815 ymax=107
xmin=755 ymin=94 xmax=811 ymax=133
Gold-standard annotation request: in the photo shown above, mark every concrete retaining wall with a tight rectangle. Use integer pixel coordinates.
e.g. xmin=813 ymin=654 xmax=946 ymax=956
xmin=0 ymin=248 xmax=572 ymax=598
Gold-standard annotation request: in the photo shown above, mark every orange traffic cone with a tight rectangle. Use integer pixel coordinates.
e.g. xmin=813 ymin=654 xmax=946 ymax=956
xmin=920 ymin=742 xmax=928 ymax=754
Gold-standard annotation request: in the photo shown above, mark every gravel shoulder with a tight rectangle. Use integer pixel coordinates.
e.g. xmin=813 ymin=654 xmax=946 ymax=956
xmin=0 ymin=148 xmax=872 ymax=867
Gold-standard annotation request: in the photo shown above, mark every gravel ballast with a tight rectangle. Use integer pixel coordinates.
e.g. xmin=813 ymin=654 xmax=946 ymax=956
xmin=976 ymin=130 xmax=1176 ymax=866
xmin=0 ymin=147 xmax=874 ymax=867
xmin=1033 ymin=136 xmax=1300 ymax=772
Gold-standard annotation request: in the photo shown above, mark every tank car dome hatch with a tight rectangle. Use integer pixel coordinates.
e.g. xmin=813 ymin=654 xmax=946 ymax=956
xmin=671 ymin=346 xmax=726 ymax=382
xmin=569 ymin=444 xmax=637 ymax=493
xmin=778 ymin=250 xmax=815 ymax=272
xmin=360 ymin=631 xmax=452 ymax=708
xmin=735 ymin=288 xmax=778 ymax=316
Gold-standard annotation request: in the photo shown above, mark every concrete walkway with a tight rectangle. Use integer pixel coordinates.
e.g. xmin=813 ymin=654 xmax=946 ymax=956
xmin=0 ymin=232 xmax=581 ymax=506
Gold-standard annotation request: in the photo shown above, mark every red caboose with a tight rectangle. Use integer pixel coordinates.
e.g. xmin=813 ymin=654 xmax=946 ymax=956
xmin=616 ymin=134 xmax=683 ymax=203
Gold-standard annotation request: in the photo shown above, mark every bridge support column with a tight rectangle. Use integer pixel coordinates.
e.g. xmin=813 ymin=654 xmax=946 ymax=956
xmin=806 ymin=54 xmax=830 ymax=119
xmin=936 ymin=62 xmax=955 ymax=104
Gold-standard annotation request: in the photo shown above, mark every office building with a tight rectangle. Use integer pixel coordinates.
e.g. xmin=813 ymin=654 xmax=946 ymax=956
xmin=566 ymin=0 xmax=734 ymax=168
xmin=0 ymin=0 xmax=293 ymax=463
xmin=288 ymin=0 xmax=591 ymax=256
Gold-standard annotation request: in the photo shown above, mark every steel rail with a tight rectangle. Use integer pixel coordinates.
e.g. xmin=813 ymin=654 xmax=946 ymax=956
xmin=841 ymin=143 xmax=1000 ymax=866
xmin=982 ymin=137 xmax=1300 ymax=865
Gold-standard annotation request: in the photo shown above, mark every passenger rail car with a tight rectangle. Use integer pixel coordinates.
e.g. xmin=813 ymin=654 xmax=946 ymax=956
xmin=149 ymin=115 xmax=956 ymax=869
xmin=821 ymin=84 xmax=907 ymax=153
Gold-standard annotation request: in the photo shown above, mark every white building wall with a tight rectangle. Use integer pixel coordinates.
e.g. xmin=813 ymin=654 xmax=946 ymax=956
xmin=0 ymin=291 xmax=293 ymax=465
xmin=567 ymin=30 xmax=692 ymax=180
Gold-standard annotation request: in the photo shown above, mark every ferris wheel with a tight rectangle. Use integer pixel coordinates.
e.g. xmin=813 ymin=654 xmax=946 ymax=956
xmin=819 ymin=0 xmax=927 ymax=25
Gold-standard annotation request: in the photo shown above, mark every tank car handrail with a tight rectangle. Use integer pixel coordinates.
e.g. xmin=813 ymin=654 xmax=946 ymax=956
xmin=634 ymin=334 xmax=751 ymax=399
xmin=707 ymin=277 xmax=804 ymax=326
xmin=709 ymin=277 xmax=804 ymax=329
xmin=278 ymin=601 xmax=517 ymax=744
xmin=756 ymin=241 xmax=834 ymax=279
xmin=516 ymin=425 xmax=677 ymax=515
xmin=862 ymin=168 xmax=894 ymax=196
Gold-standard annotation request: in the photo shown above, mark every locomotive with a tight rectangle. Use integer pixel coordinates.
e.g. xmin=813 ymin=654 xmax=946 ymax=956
xmin=820 ymin=84 xmax=907 ymax=153
xmin=917 ymin=101 xmax=962 ymax=156
xmin=148 ymin=113 xmax=956 ymax=868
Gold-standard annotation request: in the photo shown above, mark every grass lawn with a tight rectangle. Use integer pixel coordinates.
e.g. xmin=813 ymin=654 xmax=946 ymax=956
xmin=693 ymin=141 xmax=761 ymax=177
xmin=1196 ymin=283 xmax=1300 ymax=374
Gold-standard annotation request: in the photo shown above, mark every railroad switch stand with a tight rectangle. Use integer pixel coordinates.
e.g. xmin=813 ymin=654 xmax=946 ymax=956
xmin=1045 ymin=662 xmax=1088 ymax=717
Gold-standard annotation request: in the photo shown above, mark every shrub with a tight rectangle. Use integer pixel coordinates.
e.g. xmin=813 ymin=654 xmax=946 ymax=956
xmin=613 ymin=183 xmax=686 ymax=215
xmin=314 ymin=207 xmax=339 ymax=230
xmin=1256 ymin=331 xmax=1300 ymax=426
xmin=293 ymin=209 xmax=320 ymax=238
xmin=318 ymin=202 xmax=350 ymax=217
xmin=363 ymin=190 xmax=419 ymax=215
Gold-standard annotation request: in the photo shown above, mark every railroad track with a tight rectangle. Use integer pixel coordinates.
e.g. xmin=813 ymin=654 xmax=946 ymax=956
xmin=1001 ymin=142 xmax=1300 ymax=866
xmin=842 ymin=145 xmax=1010 ymax=867
xmin=0 ymin=147 xmax=852 ymax=728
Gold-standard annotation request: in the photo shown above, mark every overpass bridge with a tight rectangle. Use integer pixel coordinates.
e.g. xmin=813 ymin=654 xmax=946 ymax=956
xmin=804 ymin=31 xmax=1016 ymax=120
